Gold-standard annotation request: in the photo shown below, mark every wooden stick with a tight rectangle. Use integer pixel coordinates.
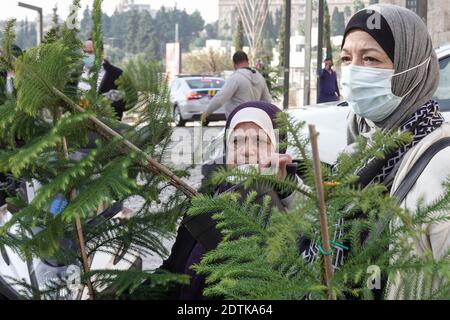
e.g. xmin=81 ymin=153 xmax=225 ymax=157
xmin=308 ymin=124 xmax=335 ymax=300
xmin=62 ymin=136 xmax=95 ymax=300
xmin=56 ymin=109 xmax=94 ymax=299
xmin=74 ymin=213 xmax=95 ymax=300
xmin=50 ymin=87 xmax=199 ymax=200
xmin=13 ymin=49 xmax=196 ymax=300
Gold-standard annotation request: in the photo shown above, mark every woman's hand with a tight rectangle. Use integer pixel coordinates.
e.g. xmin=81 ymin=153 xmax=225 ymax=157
xmin=260 ymin=153 xmax=293 ymax=179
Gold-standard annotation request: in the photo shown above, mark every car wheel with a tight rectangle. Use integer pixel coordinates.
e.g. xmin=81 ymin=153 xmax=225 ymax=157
xmin=173 ymin=106 xmax=186 ymax=127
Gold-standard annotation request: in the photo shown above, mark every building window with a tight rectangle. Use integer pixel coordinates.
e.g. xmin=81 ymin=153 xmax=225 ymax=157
xmin=406 ymin=0 xmax=427 ymax=24
xmin=406 ymin=0 xmax=418 ymax=13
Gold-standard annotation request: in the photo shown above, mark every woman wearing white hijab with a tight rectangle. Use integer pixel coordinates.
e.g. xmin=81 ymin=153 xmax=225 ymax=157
xmin=162 ymin=102 xmax=304 ymax=300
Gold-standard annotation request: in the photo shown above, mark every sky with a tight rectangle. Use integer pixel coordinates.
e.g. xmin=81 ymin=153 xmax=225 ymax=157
xmin=1 ymin=0 xmax=219 ymax=23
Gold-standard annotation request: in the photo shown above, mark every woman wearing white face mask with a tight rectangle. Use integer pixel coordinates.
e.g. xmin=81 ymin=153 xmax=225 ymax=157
xmin=339 ymin=4 xmax=450 ymax=298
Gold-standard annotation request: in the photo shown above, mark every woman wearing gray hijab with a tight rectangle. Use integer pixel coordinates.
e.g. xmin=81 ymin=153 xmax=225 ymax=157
xmin=339 ymin=4 xmax=449 ymax=298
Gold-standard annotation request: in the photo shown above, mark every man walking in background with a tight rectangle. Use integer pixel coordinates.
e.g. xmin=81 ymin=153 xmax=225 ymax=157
xmin=317 ymin=58 xmax=341 ymax=104
xmin=201 ymin=51 xmax=271 ymax=122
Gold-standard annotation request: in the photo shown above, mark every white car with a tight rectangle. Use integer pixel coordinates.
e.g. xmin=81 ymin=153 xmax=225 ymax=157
xmin=169 ymin=76 xmax=226 ymax=127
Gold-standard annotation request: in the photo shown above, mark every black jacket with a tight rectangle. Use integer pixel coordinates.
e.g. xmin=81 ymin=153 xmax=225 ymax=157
xmin=0 ymin=71 xmax=8 ymax=105
xmin=98 ymin=60 xmax=126 ymax=120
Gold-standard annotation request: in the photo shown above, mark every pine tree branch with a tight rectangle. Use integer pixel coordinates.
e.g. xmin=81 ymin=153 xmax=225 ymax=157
xmin=51 ymin=86 xmax=198 ymax=199
xmin=60 ymin=118 xmax=95 ymax=300
xmin=12 ymin=40 xmax=197 ymax=199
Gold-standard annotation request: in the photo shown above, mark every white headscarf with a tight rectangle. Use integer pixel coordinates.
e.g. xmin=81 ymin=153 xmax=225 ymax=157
xmin=226 ymin=107 xmax=278 ymax=151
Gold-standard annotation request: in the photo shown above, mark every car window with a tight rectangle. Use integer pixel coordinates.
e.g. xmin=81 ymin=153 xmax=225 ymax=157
xmin=186 ymin=79 xmax=224 ymax=90
xmin=435 ymin=55 xmax=450 ymax=111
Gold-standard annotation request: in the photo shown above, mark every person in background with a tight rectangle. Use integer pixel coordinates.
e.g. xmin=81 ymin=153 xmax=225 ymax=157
xmin=201 ymin=51 xmax=271 ymax=123
xmin=317 ymin=58 xmax=341 ymax=104
xmin=80 ymin=38 xmax=126 ymax=121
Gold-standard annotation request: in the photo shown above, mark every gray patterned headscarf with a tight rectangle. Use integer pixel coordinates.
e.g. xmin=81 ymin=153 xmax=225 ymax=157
xmin=347 ymin=4 xmax=440 ymax=144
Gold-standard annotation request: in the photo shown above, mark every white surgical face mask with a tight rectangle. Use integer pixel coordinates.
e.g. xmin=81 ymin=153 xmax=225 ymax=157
xmin=83 ymin=54 xmax=95 ymax=69
xmin=340 ymin=56 xmax=431 ymax=122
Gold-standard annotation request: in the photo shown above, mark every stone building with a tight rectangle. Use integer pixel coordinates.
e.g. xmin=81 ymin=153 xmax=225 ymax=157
xmin=218 ymin=0 xmax=306 ymax=38
xmin=218 ymin=0 xmax=378 ymax=38
xmin=379 ymin=0 xmax=450 ymax=47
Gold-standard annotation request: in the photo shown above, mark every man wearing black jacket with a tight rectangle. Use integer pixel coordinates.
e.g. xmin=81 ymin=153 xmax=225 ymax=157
xmin=80 ymin=38 xmax=126 ymax=120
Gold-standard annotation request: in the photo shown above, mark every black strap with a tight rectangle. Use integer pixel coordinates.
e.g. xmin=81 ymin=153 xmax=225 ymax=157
xmin=393 ymin=137 xmax=450 ymax=203
xmin=243 ymin=67 xmax=256 ymax=74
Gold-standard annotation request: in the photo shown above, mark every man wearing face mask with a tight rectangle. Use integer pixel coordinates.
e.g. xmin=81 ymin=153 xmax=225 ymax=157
xmin=317 ymin=58 xmax=341 ymax=104
xmin=79 ymin=38 xmax=126 ymax=121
